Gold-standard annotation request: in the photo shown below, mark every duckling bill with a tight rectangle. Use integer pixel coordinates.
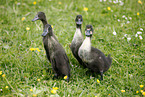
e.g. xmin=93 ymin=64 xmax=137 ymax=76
xmin=32 ymin=12 xmax=70 ymax=82
xmin=78 ymin=25 xmax=112 ymax=80
xmin=70 ymin=15 xmax=86 ymax=68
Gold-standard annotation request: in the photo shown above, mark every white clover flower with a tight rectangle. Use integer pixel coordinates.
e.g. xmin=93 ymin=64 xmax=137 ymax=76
xmin=124 ymin=34 xmax=127 ymax=37
xmin=129 ymin=17 xmax=132 ymax=20
xmin=118 ymin=19 xmax=120 ymax=22
xmin=140 ymin=28 xmax=143 ymax=31
xmin=104 ymin=0 xmax=106 ymax=1
xmin=127 ymin=21 xmax=130 ymax=24
xmin=100 ymin=0 xmax=102 ymax=2
xmin=137 ymin=31 xmax=142 ymax=34
xmin=139 ymin=35 xmax=143 ymax=40
xmin=122 ymin=15 xmax=125 ymax=18
xmin=135 ymin=34 xmax=138 ymax=37
xmin=125 ymin=17 xmax=127 ymax=20
xmin=113 ymin=31 xmax=117 ymax=35
xmin=127 ymin=37 xmax=131 ymax=41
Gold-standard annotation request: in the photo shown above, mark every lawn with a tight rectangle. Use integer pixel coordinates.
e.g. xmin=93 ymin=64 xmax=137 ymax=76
xmin=0 ymin=0 xmax=145 ymax=96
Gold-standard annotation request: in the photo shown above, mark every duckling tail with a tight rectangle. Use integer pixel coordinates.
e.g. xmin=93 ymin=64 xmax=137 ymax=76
xmin=107 ymin=54 xmax=112 ymax=66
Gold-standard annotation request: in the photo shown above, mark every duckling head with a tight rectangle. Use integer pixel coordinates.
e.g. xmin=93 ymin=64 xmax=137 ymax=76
xmin=85 ymin=25 xmax=93 ymax=37
xmin=42 ymin=24 xmax=52 ymax=37
xmin=75 ymin=15 xmax=83 ymax=25
xmin=32 ymin=12 xmax=46 ymax=21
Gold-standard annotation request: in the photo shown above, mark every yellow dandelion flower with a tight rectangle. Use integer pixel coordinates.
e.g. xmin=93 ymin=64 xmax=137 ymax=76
xmin=58 ymin=2 xmax=62 ymax=5
xmin=121 ymin=90 xmax=125 ymax=92
xmin=5 ymin=86 xmax=8 ymax=89
xmin=15 ymin=1 xmax=17 ymax=4
xmin=138 ymin=0 xmax=142 ymax=4
xmin=64 ymin=75 xmax=67 ymax=79
xmin=83 ymin=7 xmax=88 ymax=11
xmin=95 ymin=96 xmax=97 ymax=97
xmin=51 ymin=89 xmax=56 ymax=94
xmin=0 ymin=71 xmax=2 ymax=75
xmin=142 ymin=92 xmax=145 ymax=96
xmin=137 ymin=12 xmax=139 ymax=16
xmin=2 ymin=74 xmax=6 ymax=77
xmin=30 ymin=89 xmax=33 ymax=91
xmin=141 ymin=90 xmax=143 ymax=93
xmin=21 ymin=17 xmax=26 ymax=21
xmin=37 ymin=79 xmax=40 ymax=81
xmin=33 ymin=94 xmax=37 ymax=97
xmin=51 ymin=25 xmax=54 ymax=28
xmin=97 ymin=79 xmax=100 ymax=83
xmin=107 ymin=7 xmax=111 ymax=10
xmin=33 ymin=1 xmax=37 ymax=5
xmin=26 ymin=27 xmax=30 ymax=31
xmin=108 ymin=94 xmax=110 ymax=95
xmin=52 ymin=87 xmax=59 ymax=90
xmin=30 ymin=48 xmax=36 ymax=51
xmin=36 ymin=48 xmax=41 ymax=52
xmin=140 ymin=85 xmax=144 ymax=88
xmin=136 ymin=91 xmax=139 ymax=93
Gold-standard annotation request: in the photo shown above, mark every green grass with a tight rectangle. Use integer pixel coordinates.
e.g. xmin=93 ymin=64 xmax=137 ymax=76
xmin=0 ymin=0 xmax=145 ymax=96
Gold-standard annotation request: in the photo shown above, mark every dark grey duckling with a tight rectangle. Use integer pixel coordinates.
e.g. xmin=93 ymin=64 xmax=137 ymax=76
xmin=70 ymin=15 xmax=86 ymax=68
xmin=78 ymin=25 xmax=112 ymax=80
xmin=32 ymin=12 xmax=70 ymax=82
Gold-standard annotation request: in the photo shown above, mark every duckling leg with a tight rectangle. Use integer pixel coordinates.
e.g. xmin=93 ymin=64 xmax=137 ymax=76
xmin=100 ymin=71 xmax=103 ymax=80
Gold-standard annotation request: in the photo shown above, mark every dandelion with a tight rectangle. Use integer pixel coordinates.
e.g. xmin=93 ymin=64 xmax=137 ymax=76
xmin=33 ymin=1 xmax=37 ymax=5
xmin=121 ymin=90 xmax=125 ymax=92
xmin=21 ymin=17 xmax=26 ymax=21
xmin=26 ymin=27 xmax=30 ymax=31
xmin=108 ymin=94 xmax=110 ymax=95
xmin=33 ymin=94 xmax=37 ymax=97
xmin=36 ymin=48 xmax=41 ymax=52
xmin=140 ymin=85 xmax=144 ymax=88
xmin=136 ymin=91 xmax=139 ymax=93
xmin=97 ymin=79 xmax=100 ymax=83
xmin=52 ymin=87 xmax=59 ymax=90
xmin=51 ymin=25 xmax=54 ymax=28
xmin=51 ymin=89 xmax=56 ymax=94
xmin=30 ymin=48 xmax=36 ymax=51
xmin=113 ymin=31 xmax=116 ymax=35
xmin=139 ymin=35 xmax=143 ymax=40
xmin=64 ymin=75 xmax=67 ymax=79
xmin=141 ymin=90 xmax=143 ymax=93
xmin=58 ymin=2 xmax=62 ymax=4
xmin=137 ymin=31 xmax=142 ymax=34
xmin=107 ymin=7 xmax=111 ymax=10
xmin=2 ymin=74 xmax=6 ymax=77
xmin=137 ymin=12 xmax=139 ymax=16
xmin=83 ymin=7 xmax=88 ymax=11
xmin=37 ymin=79 xmax=40 ymax=81
xmin=0 ymin=71 xmax=2 ymax=75
xmin=5 ymin=86 xmax=8 ymax=89
xmin=138 ymin=0 xmax=142 ymax=4
xmin=127 ymin=37 xmax=131 ymax=41
xmin=142 ymin=92 xmax=145 ymax=96
xmin=30 ymin=89 xmax=33 ymax=91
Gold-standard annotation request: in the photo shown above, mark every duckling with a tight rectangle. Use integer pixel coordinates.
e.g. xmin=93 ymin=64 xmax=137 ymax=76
xmin=70 ymin=15 xmax=86 ymax=68
xmin=78 ymin=25 xmax=112 ymax=80
xmin=32 ymin=12 xmax=70 ymax=82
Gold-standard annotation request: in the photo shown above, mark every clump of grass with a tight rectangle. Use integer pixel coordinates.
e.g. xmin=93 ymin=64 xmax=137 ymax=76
xmin=0 ymin=0 xmax=144 ymax=96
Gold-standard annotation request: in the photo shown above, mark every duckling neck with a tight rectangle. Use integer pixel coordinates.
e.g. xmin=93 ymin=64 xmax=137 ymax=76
xmin=41 ymin=19 xmax=48 ymax=29
xmin=80 ymin=37 xmax=91 ymax=52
